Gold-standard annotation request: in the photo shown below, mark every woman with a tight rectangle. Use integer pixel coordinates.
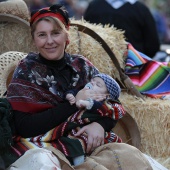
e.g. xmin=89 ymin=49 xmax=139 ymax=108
xmin=4 ymin=4 xmax=125 ymax=169
xmin=3 ymin=4 xmax=158 ymax=170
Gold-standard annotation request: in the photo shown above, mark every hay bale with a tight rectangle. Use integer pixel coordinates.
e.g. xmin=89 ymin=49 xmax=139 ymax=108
xmin=120 ymin=92 xmax=170 ymax=169
xmin=67 ymin=19 xmax=127 ymax=81
xmin=0 ymin=0 xmax=35 ymax=54
xmin=68 ymin=20 xmax=170 ymax=168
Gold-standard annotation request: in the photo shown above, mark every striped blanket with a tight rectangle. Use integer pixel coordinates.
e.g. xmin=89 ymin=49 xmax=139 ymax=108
xmin=125 ymin=44 xmax=170 ymax=99
xmin=11 ymin=100 xmax=125 ymax=160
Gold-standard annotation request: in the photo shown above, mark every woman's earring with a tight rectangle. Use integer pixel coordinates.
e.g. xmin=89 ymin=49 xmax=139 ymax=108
xmin=66 ymin=40 xmax=70 ymax=46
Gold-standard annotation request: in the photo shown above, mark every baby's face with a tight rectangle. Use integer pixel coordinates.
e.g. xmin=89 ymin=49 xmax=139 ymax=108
xmin=90 ymin=77 xmax=108 ymax=94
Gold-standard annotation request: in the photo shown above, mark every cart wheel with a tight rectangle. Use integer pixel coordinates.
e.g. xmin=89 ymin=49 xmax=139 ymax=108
xmin=114 ymin=112 xmax=141 ymax=149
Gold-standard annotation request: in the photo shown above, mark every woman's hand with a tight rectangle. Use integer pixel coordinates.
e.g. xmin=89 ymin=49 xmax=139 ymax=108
xmin=74 ymin=122 xmax=105 ymax=154
xmin=75 ymin=88 xmax=107 ymax=102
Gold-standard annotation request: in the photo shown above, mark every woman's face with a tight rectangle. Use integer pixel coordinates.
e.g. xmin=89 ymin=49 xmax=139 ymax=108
xmin=33 ymin=20 xmax=68 ymax=60
xmin=90 ymin=77 xmax=108 ymax=95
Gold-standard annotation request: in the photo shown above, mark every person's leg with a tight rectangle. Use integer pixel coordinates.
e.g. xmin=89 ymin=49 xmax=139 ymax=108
xmin=75 ymin=143 xmax=153 ymax=170
xmin=72 ymin=155 xmax=85 ymax=166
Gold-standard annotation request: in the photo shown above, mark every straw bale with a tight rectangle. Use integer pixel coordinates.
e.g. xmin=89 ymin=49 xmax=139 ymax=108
xmin=119 ymin=92 xmax=170 ymax=169
xmin=67 ymin=19 xmax=127 ymax=81
xmin=0 ymin=0 xmax=34 ymax=54
xmin=67 ymin=20 xmax=170 ymax=168
xmin=0 ymin=0 xmax=30 ymax=21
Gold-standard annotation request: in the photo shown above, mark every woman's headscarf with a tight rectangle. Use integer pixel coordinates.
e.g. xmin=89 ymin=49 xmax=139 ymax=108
xmin=30 ymin=4 xmax=70 ymax=29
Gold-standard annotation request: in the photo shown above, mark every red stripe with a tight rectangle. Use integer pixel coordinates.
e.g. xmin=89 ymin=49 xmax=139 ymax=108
xmin=10 ymin=101 xmax=53 ymax=113
xmin=30 ymin=7 xmax=50 ymax=23
xmin=30 ymin=12 xmax=69 ymax=29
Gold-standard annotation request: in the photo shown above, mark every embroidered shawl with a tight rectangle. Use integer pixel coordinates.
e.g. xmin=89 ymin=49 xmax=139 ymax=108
xmin=7 ymin=52 xmax=99 ymax=113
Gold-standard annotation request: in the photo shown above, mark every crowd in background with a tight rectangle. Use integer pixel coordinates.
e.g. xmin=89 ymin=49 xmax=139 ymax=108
xmin=24 ymin=0 xmax=92 ymax=19
xmin=24 ymin=0 xmax=170 ymax=45
xmin=146 ymin=0 xmax=170 ymax=44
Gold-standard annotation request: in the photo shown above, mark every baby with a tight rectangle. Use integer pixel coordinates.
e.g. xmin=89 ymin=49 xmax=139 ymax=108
xmin=65 ymin=73 xmax=121 ymax=166
xmin=66 ymin=73 xmax=121 ymax=109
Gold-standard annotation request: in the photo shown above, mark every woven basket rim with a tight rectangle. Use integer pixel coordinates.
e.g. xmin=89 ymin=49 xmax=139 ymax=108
xmin=0 ymin=13 xmax=29 ymax=28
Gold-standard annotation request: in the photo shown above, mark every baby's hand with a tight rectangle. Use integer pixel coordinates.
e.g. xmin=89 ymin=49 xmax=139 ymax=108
xmin=75 ymin=88 xmax=107 ymax=102
xmin=66 ymin=93 xmax=76 ymax=105
xmin=76 ymin=100 xmax=90 ymax=109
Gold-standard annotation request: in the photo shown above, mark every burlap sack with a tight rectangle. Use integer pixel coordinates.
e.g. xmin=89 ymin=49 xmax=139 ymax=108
xmin=6 ymin=143 xmax=168 ymax=170
xmin=48 ymin=143 xmax=153 ymax=170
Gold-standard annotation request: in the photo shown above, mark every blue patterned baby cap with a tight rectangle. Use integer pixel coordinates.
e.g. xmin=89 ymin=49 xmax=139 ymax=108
xmin=93 ymin=73 xmax=121 ymax=100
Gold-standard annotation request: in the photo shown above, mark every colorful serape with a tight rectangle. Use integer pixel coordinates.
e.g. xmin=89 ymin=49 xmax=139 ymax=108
xmin=124 ymin=43 xmax=170 ymax=99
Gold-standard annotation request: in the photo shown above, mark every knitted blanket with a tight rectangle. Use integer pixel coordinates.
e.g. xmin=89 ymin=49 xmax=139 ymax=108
xmin=125 ymin=44 xmax=170 ymax=99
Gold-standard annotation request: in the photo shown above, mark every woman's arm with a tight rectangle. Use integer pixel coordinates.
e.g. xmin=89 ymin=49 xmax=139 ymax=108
xmin=14 ymin=102 xmax=78 ymax=138
xmin=74 ymin=99 xmax=125 ymax=153
xmin=95 ymin=117 xmax=117 ymax=131
xmin=76 ymin=100 xmax=117 ymax=132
